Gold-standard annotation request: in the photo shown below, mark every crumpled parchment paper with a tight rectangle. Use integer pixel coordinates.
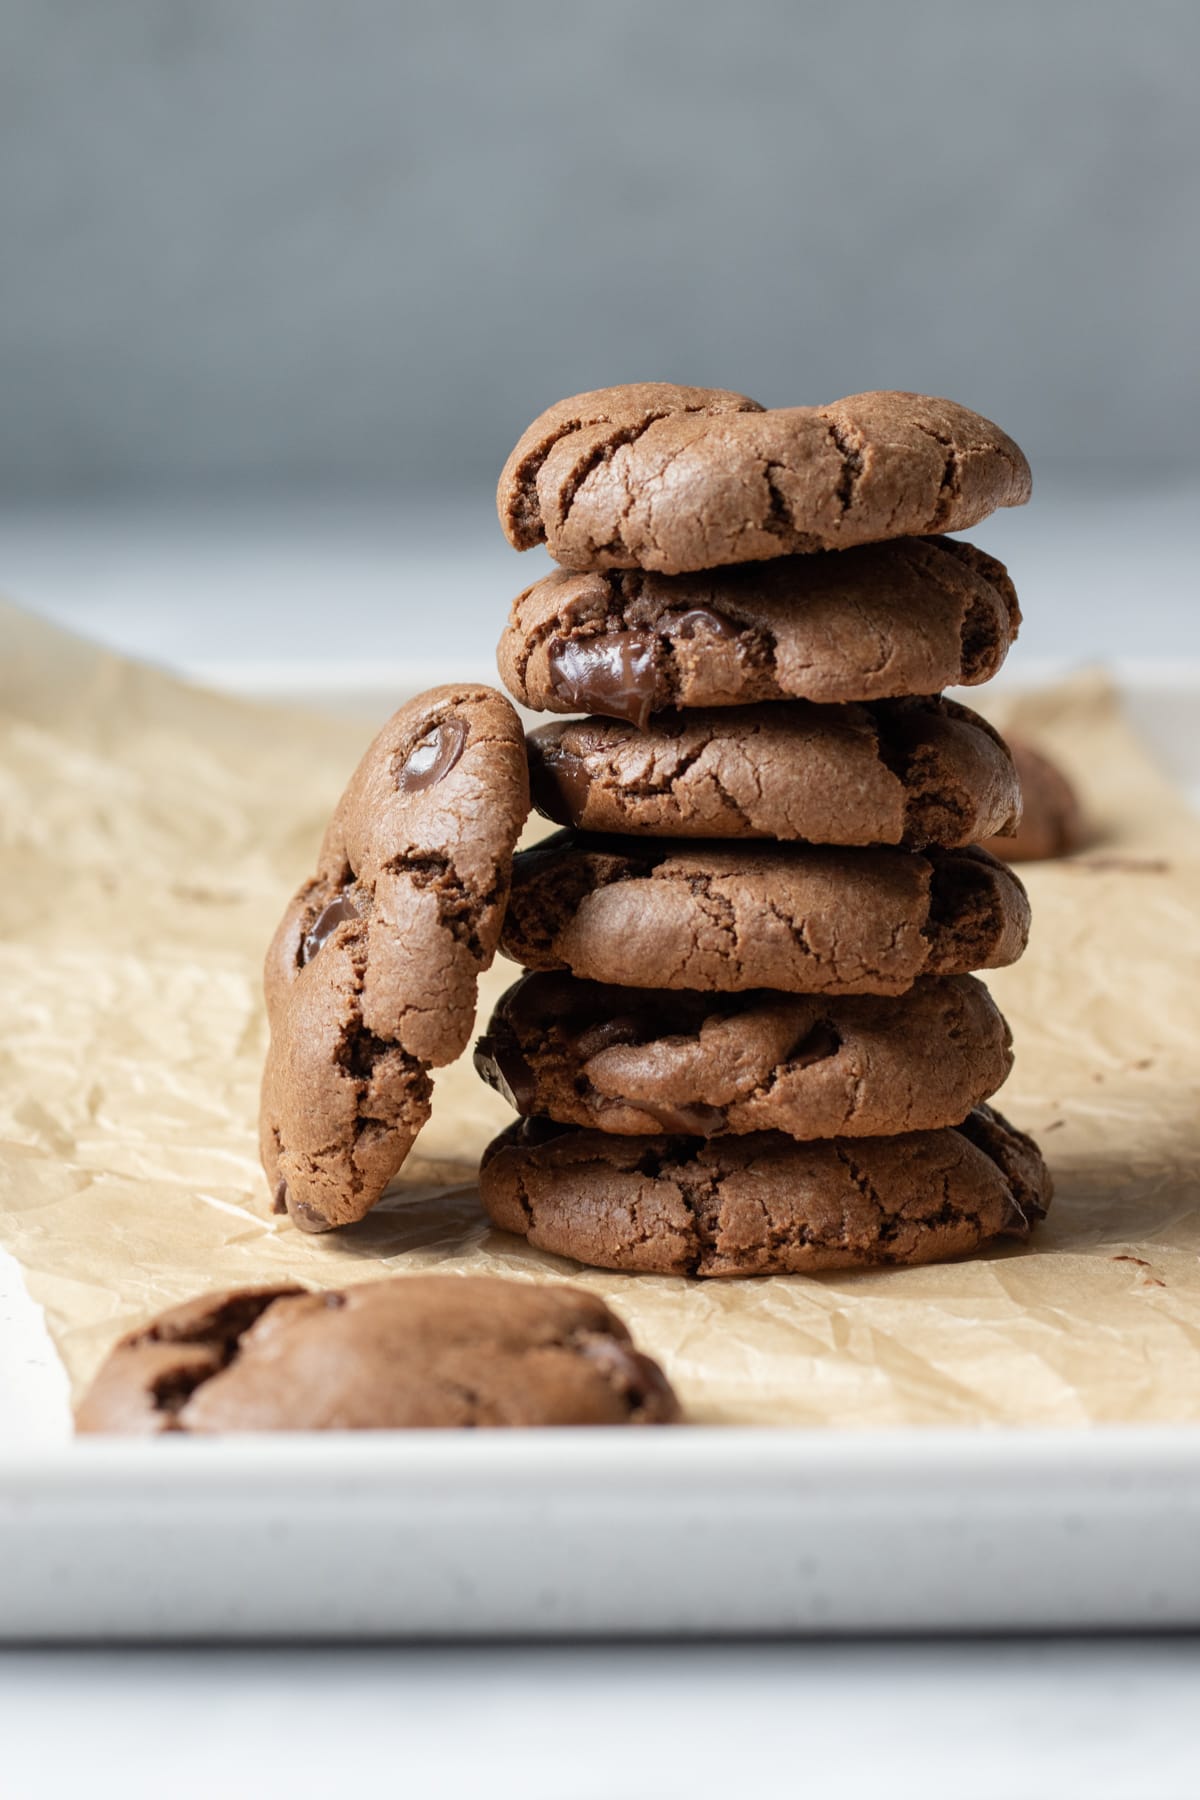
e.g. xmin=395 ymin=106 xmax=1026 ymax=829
xmin=2 ymin=597 xmax=1198 ymax=1426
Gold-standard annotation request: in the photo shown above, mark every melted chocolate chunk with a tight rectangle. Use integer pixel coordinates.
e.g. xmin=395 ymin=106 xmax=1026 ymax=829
xmin=474 ymin=1030 xmax=538 ymax=1113
xmin=289 ymin=1195 xmax=333 ymax=1234
xmin=397 ymin=715 xmax=468 ymax=793
xmin=271 ymin=1177 xmax=289 ymax=1216
xmin=547 ymin=632 xmax=658 ymax=730
xmin=300 ymin=893 xmax=361 ymax=966
xmin=657 ymin=605 xmax=740 ymax=641
xmin=529 ymin=742 xmax=593 ymax=828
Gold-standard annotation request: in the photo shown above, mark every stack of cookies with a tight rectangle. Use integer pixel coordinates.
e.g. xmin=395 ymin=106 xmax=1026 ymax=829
xmin=476 ymin=384 xmax=1052 ymax=1277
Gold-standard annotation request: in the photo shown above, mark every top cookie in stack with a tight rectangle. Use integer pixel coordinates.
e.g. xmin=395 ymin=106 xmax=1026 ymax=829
xmin=478 ymin=386 xmax=1052 ymax=1279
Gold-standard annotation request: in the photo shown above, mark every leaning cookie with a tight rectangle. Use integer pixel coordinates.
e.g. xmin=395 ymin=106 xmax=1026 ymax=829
xmin=479 ymin=1107 xmax=1051 ymax=1277
xmin=501 ymin=833 xmax=1030 ymax=996
xmin=75 ymin=1275 xmax=680 ymax=1432
xmin=979 ymin=738 xmax=1085 ymax=862
xmin=260 ymin=684 xmax=529 ymax=1232
xmin=528 ymin=697 xmax=1020 ymax=849
xmin=499 ymin=538 xmax=1020 ymax=723
xmin=475 ymin=972 xmax=1012 ymax=1139
xmin=498 ymin=383 xmax=1031 ymax=572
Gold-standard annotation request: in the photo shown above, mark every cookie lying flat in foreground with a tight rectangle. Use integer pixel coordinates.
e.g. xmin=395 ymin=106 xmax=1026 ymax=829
xmin=501 ymin=833 xmax=1030 ymax=996
xmin=476 ymin=971 xmax=1012 ymax=1140
xmin=480 ymin=1107 xmax=1052 ymax=1278
xmin=75 ymin=1275 xmax=680 ymax=1432
xmin=498 ymin=384 xmax=1031 ymax=573
xmin=527 ymin=696 xmax=1020 ymax=849
xmin=259 ymin=684 xmax=529 ymax=1233
xmin=498 ymin=537 xmax=1020 ymax=722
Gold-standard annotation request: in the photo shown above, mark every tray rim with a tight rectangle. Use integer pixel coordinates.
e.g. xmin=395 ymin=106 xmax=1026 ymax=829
xmin=6 ymin=1424 xmax=1200 ymax=1642
xmin=7 ymin=1418 xmax=1200 ymax=1488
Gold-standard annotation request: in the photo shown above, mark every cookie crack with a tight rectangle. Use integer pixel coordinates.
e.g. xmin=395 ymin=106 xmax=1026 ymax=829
xmin=597 ymin=736 xmax=759 ymax=834
xmin=555 ymin=406 xmax=743 ymax=555
xmin=832 ymin=1144 xmax=886 ymax=1238
xmin=661 ymin=1158 xmax=723 ymax=1277
xmin=902 ymin=533 xmax=1014 ymax=651
xmin=763 ymin=461 xmax=793 ymax=535
xmin=763 ymin=896 xmax=812 ymax=958
xmin=142 ymin=1291 xmax=296 ymax=1421
xmin=825 ymin=419 xmax=864 ymax=516
xmin=678 ymin=871 xmax=742 ymax=978
xmin=870 ymin=699 xmax=976 ymax=847
xmin=700 ymin=762 xmax=758 ymax=833
xmin=557 ymin=414 xmax=674 ymax=542
xmin=506 ymin=413 xmax=649 ymax=548
xmin=315 ymin=934 xmax=433 ymax=1208
xmin=387 ymin=850 xmax=496 ymax=960
xmin=911 ymin=421 xmax=961 ymax=530
xmin=894 ymin=536 xmax=1008 ymax=677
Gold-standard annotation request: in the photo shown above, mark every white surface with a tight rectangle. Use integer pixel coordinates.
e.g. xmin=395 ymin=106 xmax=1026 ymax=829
xmin=2 ymin=1639 xmax=1200 ymax=1800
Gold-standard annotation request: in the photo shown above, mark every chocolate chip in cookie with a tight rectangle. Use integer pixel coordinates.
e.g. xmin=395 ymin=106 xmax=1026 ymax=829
xmin=260 ymin=684 xmax=529 ymax=1233
xmin=479 ymin=1105 xmax=1051 ymax=1277
xmin=527 ymin=696 xmax=1020 ymax=849
xmin=498 ymin=384 xmax=1030 ymax=573
xmin=74 ymin=1275 xmax=680 ymax=1431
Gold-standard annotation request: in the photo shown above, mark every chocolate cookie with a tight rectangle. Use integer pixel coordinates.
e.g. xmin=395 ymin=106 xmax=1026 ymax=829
xmin=980 ymin=737 xmax=1086 ymax=862
xmin=528 ymin=697 xmax=1020 ymax=849
xmin=476 ymin=972 xmax=1012 ymax=1139
xmin=74 ymin=1275 xmax=680 ymax=1432
xmin=501 ymin=833 xmax=1030 ymax=996
xmin=498 ymin=537 xmax=1020 ymax=723
xmin=498 ymin=384 xmax=1031 ymax=573
xmin=260 ymin=684 xmax=529 ymax=1233
xmin=479 ymin=1106 xmax=1051 ymax=1277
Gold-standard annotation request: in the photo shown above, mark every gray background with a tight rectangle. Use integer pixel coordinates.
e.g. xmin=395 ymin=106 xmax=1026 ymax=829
xmin=2 ymin=0 xmax=1197 ymax=498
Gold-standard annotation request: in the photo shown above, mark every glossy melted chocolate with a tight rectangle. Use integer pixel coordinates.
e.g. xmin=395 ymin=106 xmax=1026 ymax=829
xmin=474 ymin=1030 xmax=538 ymax=1113
xmin=545 ymin=609 xmax=741 ymax=729
xmin=547 ymin=632 xmax=658 ymax=729
xmin=300 ymin=893 xmax=361 ymax=966
xmin=397 ymin=714 xmax=468 ymax=793
xmin=528 ymin=743 xmax=593 ymax=828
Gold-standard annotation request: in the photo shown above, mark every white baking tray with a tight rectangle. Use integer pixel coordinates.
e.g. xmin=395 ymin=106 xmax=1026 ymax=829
xmin=2 ymin=666 xmax=1198 ymax=1642
xmin=6 ymin=1429 xmax=1200 ymax=1640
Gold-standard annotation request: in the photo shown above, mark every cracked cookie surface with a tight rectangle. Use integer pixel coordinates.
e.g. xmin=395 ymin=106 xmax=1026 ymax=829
xmin=499 ymin=537 xmax=1020 ymax=720
xmin=528 ymin=696 xmax=1020 ymax=848
xmin=476 ymin=971 xmax=1012 ymax=1139
xmin=498 ymin=384 xmax=1031 ymax=573
xmin=74 ymin=1275 xmax=680 ymax=1431
xmin=259 ymin=684 xmax=529 ymax=1232
xmin=501 ymin=831 xmax=1029 ymax=995
xmin=479 ymin=1106 xmax=1051 ymax=1276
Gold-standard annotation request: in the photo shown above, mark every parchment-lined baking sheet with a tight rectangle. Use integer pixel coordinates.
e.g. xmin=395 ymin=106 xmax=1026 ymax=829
xmin=2 ymin=597 xmax=1198 ymax=1426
